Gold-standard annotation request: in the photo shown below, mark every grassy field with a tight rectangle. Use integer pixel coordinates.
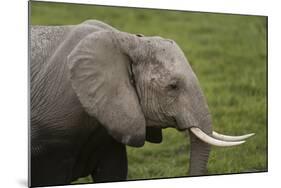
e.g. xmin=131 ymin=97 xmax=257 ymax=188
xmin=30 ymin=1 xmax=267 ymax=183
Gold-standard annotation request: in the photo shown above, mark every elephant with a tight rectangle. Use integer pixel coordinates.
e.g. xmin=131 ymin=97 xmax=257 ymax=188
xmin=29 ymin=20 xmax=254 ymax=187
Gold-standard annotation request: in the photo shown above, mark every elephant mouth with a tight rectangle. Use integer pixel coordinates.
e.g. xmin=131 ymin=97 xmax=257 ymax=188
xmin=145 ymin=119 xmax=162 ymax=127
xmin=146 ymin=117 xmax=255 ymax=147
xmin=146 ymin=118 xmax=176 ymax=128
xmin=186 ymin=127 xmax=255 ymax=147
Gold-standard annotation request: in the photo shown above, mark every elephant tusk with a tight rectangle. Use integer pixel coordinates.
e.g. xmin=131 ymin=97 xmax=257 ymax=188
xmin=212 ymin=131 xmax=255 ymax=142
xmin=189 ymin=128 xmax=245 ymax=147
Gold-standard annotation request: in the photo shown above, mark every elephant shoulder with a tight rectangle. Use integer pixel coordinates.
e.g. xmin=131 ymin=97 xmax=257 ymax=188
xmin=31 ymin=26 xmax=71 ymax=64
xmin=30 ymin=20 xmax=117 ymax=71
xmin=30 ymin=25 xmax=72 ymax=82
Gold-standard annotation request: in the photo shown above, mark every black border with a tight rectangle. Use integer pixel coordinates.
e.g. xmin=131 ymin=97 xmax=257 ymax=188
xmin=28 ymin=1 xmax=31 ymax=187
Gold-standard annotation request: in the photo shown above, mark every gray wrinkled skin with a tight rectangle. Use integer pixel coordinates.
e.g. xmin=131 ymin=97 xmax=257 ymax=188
xmin=30 ymin=20 xmax=212 ymax=186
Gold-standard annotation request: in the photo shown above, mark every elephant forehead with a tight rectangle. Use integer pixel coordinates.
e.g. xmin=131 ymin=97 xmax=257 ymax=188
xmin=148 ymin=59 xmax=186 ymax=86
xmin=143 ymin=38 xmax=192 ymax=82
xmin=150 ymin=63 xmax=172 ymax=80
xmin=154 ymin=46 xmax=188 ymax=67
xmin=150 ymin=53 xmax=188 ymax=77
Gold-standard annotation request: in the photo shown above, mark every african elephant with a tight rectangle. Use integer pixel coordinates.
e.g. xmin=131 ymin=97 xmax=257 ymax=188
xmin=30 ymin=20 xmax=254 ymax=187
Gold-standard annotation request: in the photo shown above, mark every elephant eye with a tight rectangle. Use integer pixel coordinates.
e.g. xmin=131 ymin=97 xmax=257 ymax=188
xmin=167 ymin=82 xmax=178 ymax=90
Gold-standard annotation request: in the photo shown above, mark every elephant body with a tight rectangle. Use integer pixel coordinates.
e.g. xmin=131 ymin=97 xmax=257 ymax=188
xmin=30 ymin=20 xmax=251 ymax=187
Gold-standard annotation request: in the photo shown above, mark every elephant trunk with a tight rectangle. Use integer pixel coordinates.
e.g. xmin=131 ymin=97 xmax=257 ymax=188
xmin=182 ymin=113 xmax=254 ymax=175
xmin=188 ymin=131 xmax=211 ymax=175
xmin=174 ymin=74 xmax=254 ymax=175
xmin=176 ymin=97 xmax=253 ymax=175
xmin=186 ymin=113 xmax=212 ymax=176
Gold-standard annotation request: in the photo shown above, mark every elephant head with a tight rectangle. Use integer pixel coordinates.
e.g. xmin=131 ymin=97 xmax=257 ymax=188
xmin=67 ymin=30 xmax=254 ymax=175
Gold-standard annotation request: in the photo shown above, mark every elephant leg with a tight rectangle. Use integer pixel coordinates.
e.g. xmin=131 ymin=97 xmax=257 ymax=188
xmin=91 ymin=136 xmax=128 ymax=183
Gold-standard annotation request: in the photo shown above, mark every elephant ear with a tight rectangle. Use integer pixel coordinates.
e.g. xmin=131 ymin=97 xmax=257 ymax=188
xmin=67 ymin=31 xmax=146 ymax=147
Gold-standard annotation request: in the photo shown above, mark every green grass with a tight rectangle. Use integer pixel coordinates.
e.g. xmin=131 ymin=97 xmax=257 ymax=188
xmin=30 ymin=1 xmax=267 ymax=183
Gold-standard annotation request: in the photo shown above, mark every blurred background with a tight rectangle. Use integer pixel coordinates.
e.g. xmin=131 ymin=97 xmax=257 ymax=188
xmin=30 ymin=1 xmax=267 ymax=183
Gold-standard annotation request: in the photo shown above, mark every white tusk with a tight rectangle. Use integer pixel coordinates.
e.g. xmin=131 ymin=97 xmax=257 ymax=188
xmin=189 ymin=127 xmax=246 ymax=147
xmin=212 ymin=131 xmax=255 ymax=141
